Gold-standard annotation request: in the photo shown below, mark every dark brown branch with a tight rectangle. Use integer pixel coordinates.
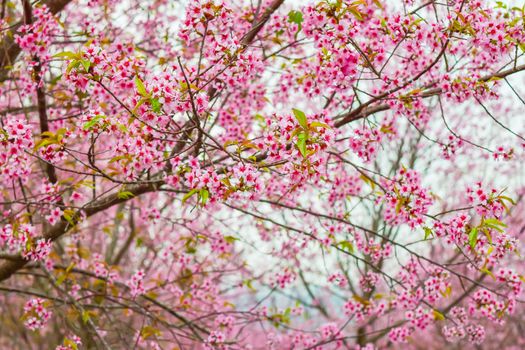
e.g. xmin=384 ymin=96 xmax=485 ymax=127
xmin=22 ymin=0 xmax=58 ymax=183
xmin=240 ymin=0 xmax=285 ymax=46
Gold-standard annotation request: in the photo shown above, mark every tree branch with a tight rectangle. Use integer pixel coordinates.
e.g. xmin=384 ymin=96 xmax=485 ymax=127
xmin=334 ymin=63 xmax=525 ymax=127
xmin=0 ymin=180 xmax=162 ymax=282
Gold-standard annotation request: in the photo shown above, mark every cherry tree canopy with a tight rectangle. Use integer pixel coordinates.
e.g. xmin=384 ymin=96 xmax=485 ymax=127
xmin=0 ymin=0 xmax=525 ymax=349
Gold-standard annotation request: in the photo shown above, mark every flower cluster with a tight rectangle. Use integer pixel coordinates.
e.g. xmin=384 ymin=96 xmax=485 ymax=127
xmin=327 ymin=168 xmax=362 ymax=205
xmin=15 ymin=5 xmax=57 ymax=64
xmin=0 ymin=118 xmax=34 ymax=185
xmin=493 ymin=146 xmax=514 ymax=161
xmin=440 ymin=75 xmax=499 ymax=103
xmin=254 ymin=112 xmax=335 ymax=188
xmin=55 ymin=335 xmax=82 ymax=350
xmin=379 ymin=168 xmax=433 ymax=228
xmin=23 ymin=298 xmax=52 ymax=331
xmin=405 ymin=307 xmax=433 ymax=331
xmin=0 ymin=224 xmax=51 ymax=262
xmin=466 ymin=182 xmax=505 ymax=218
xmin=205 ymin=330 xmax=228 ymax=350
xmin=344 ymin=296 xmax=387 ymax=322
xmin=328 ymin=272 xmax=348 ymax=288
xmin=354 ymin=233 xmax=392 ymax=263
xmin=273 ymin=268 xmax=296 ymax=289
xmin=496 ymin=268 xmax=523 ymax=296
xmin=433 ymin=213 xmax=470 ymax=245
xmin=423 ymin=268 xmax=451 ymax=303
xmin=319 ymin=322 xmax=341 ymax=340
xmin=442 ymin=307 xmax=486 ymax=345
xmin=359 ymin=272 xmax=380 ymax=292
xmin=349 ymin=125 xmax=383 ymax=162
xmin=468 ymin=289 xmax=515 ymax=323
xmin=441 ymin=134 xmax=464 ymax=159
xmin=127 ymin=270 xmax=146 ymax=298
xmin=388 ymin=326 xmax=411 ymax=343
xmin=22 ymin=238 xmax=52 ymax=262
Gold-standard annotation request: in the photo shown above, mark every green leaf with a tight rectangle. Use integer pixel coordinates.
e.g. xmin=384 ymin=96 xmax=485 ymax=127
xmin=288 ymin=10 xmax=303 ymax=26
xmin=63 ymin=338 xmax=78 ymax=350
xmin=199 ymin=188 xmax=209 ymax=205
xmin=135 ymin=76 xmax=148 ymax=97
xmin=360 ymin=173 xmax=376 ymax=190
xmin=480 ymin=268 xmax=496 ymax=280
xmin=66 ymin=60 xmax=81 ymax=74
xmin=495 ymin=1 xmax=507 ymax=9
xmin=348 ymin=6 xmax=364 ymax=21
xmin=33 ymin=137 xmax=58 ymax=151
xmin=243 ymin=279 xmax=256 ymax=291
xmin=423 ymin=227 xmax=432 ymax=240
xmin=468 ymin=227 xmax=478 ymax=249
xmin=433 ymin=309 xmax=445 ymax=321
xmin=133 ymin=97 xmax=147 ymax=113
xmin=309 ymin=121 xmax=331 ymax=129
xmin=224 ymin=235 xmax=238 ymax=244
xmin=292 ymin=108 xmax=308 ymax=129
xmin=65 ymin=262 xmax=75 ymax=274
xmin=337 ymin=241 xmax=354 ymax=254
xmin=117 ymin=191 xmax=135 ymax=199
xmin=296 ymin=131 xmax=307 ymax=157
xmin=145 ymin=291 xmax=158 ymax=300
xmin=109 ymin=155 xmax=129 ymax=163
xmin=482 ymin=218 xmax=506 ymax=233
xmin=25 ymin=239 xmax=32 ymax=252
xmin=483 ymin=218 xmax=506 ymax=228
xmin=151 ymin=98 xmax=162 ymax=113
xmin=56 ymin=273 xmax=67 ymax=286
xmin=83 ymin=114 xmax=104 ymax=130
xmin=440 ymin=285 xmax=452 ymax=298
xmin=56 ymin=262 xmax=75 ymax=286
xmin=117 ymin=123 xmax=128 ymax=133
xmin=182 ymin=189 xmax=198 ymax=204
xmin=80 ymin=59 xmax=91 ymax=72
xmin=372 ymin=0 xmax=383 ymax=9
xmin=82 ymin=310 xmax=90 ymax=324
xmin=53 ymin=51 xmax=78 ymax=60
xmin=499 ymin=195 xmax=516 ymax=205
xmin=140 ymin=325 xmax=161 ymax=339
xmin=63 ymin=209 xmax=77 ymax=226
xmin=288 ymin=10 xmax=303 ymax=37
